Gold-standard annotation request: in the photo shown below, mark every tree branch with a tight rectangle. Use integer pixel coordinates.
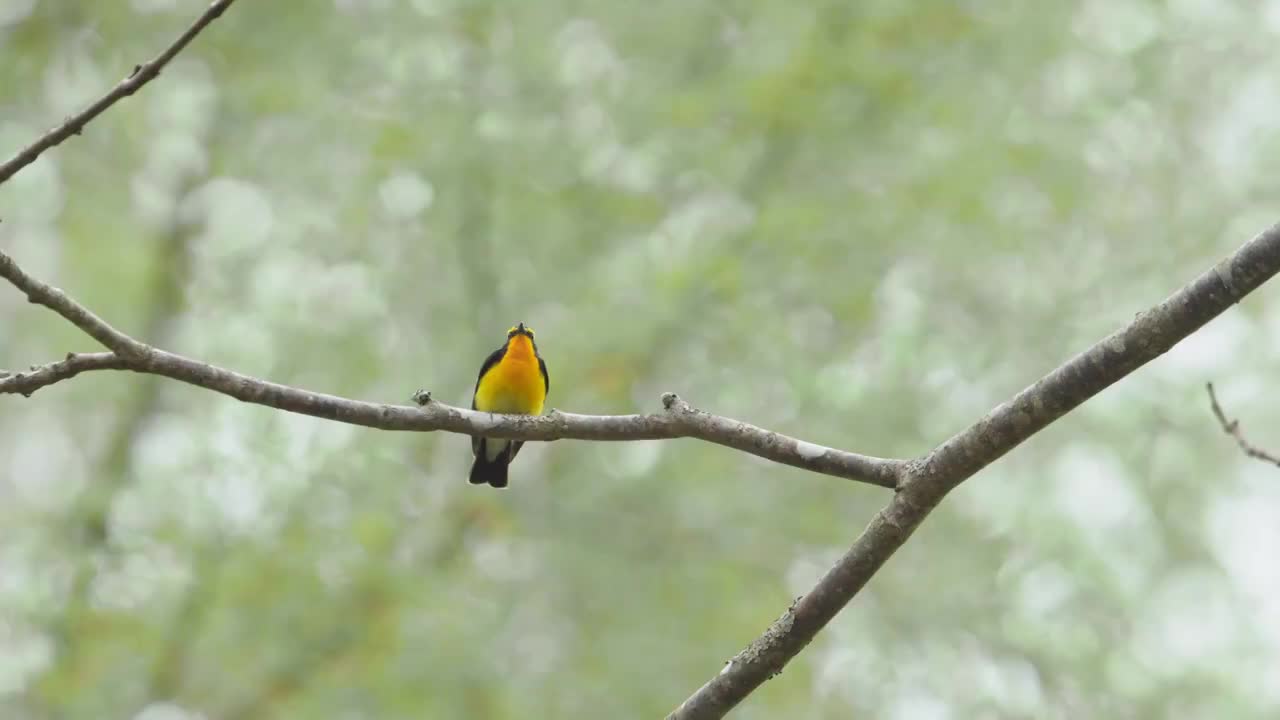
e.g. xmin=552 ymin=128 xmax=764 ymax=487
xmin=666 ymin=222 xmax=1280 ymax=718
xmin=1206 ymin=381 xmax=1280 ymax=468
xmin=0 ymin=351 xmax=128 ymax=397
xmin=0 ymin=0 xmax=236 ymax=186
xmin=0 ymin=250 xmax=902 ymax=489
xmin=0 ymin=251 xmax=149 ymax=356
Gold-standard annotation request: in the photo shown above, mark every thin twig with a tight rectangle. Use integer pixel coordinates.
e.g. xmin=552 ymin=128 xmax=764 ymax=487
xmin=0 ymin=352 xmax=128 ymax=396
xmin=0 ymin=0 xmax=236 ymax=186
xmin=1206 ymin=382 xmax=1280 ymax=468
xmin=667 ymin=222 xmax=1280 ymax=718
xmin=0 ymin=250 xmax=902 ymax=489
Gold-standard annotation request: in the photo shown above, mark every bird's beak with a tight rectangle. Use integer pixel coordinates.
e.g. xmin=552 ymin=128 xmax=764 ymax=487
xmin=516 ymin=322 xmax=526 ymax=334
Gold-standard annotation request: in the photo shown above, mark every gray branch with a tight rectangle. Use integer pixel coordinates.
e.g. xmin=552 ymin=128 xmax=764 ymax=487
xmin=667 ymin=222 xmax=1280 ymax=718
xmin=0 ymin=351 xmax=128 ymax=396
xmin=0 ymin=250 xmax=902 ymax=489
xmin=0 ymin=0 xmax=236 ymax=186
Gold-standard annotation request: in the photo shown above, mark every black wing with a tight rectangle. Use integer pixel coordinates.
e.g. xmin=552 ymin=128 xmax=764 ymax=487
xmin=471 ymin=344 xmax=507 ymax=455
xmin=472 ymin=345 xmax=508 ymax=399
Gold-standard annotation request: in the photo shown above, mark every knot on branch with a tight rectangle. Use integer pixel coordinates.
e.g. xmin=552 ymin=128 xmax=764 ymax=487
xmin=661 ymin=392 xmax=694 ymax=414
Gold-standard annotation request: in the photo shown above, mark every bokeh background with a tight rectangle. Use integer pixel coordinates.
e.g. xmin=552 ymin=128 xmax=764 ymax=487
xmin=3 ymin=1 xmax=1280 ymax=718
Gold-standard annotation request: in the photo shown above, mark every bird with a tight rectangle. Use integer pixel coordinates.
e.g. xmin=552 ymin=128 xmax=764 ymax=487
xmin=469 ymin=322 xmax=549 ymax=488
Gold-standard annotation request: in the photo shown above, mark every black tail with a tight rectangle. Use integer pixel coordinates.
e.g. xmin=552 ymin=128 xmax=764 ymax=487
xmin=469 ymin=453 xmax=509 ymax=488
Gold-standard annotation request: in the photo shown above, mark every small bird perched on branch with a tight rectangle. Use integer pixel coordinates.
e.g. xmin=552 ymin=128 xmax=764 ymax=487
xmin=469 ymin=322 xmax=549 ymax=488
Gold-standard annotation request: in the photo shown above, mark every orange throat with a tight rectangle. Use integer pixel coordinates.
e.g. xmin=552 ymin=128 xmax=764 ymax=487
xmin=505 ymin=335 xmax=536 ymax=362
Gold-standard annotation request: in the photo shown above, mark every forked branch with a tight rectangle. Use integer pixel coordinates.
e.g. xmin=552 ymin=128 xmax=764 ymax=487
xmin=667 ymin=222 xmax=1280 ymax=719
xmin=0 ymin=251 xmax=902 ymax=489
xmin=7 ymin=225 xmax=1280 ymax=717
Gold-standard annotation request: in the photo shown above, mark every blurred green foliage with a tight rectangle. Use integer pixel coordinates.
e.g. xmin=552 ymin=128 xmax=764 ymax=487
xmin=3 ymin=1 xmax=1280 ymax=718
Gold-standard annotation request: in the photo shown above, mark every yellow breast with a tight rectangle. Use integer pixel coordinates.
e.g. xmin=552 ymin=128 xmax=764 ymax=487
xmin=474 ymin=338 xmax=545 ymax=415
